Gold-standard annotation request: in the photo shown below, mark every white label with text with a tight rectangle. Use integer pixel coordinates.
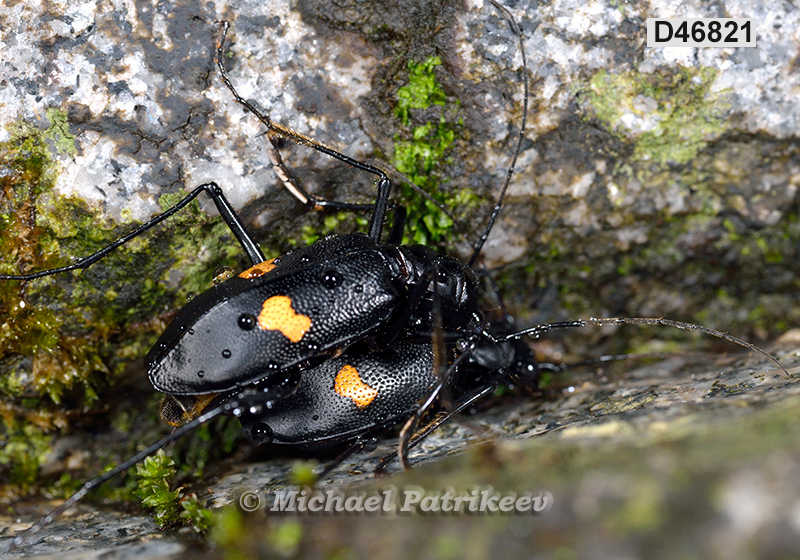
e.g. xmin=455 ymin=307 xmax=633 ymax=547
xmin=647 ymin=18 xmax=755 ymax=48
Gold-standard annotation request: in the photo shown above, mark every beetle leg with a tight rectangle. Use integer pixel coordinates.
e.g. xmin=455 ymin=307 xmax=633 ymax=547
xmin=215 ymin=22 xmax=394 ymax=243
xmin=0 ymin=182 xmax=265 ymax=281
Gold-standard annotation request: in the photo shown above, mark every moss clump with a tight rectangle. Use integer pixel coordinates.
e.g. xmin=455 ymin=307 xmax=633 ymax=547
xmin=295 ymin=212 xmax=369 ymax=247
xmin=135 ymin=450 xmax=183 ymax=526
xmin=134 ymin=449 xmax=214 ymax=531
xmin=579 ymin=67 xmax=730 ymax=167
xmin=0 ymin=419 xmax=52 ymax=494
xmin=395 ymin=56 xmax=448 ymax=127
xmin=392 ymin=56 xmax=475 ymax=245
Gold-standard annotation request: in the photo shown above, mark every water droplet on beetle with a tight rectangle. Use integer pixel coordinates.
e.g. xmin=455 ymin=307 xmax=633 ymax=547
xmin=222 ymin=349 xmax=232 ymax=359
xmin=238 ymin=313 xmax=256 ymax=330
xmin=321 ymin=269 xmax=342 ymax=289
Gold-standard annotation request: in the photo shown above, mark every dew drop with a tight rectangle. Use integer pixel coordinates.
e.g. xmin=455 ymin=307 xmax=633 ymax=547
xmin=238 ymin=313 xmax=256 ymax=330
xmin=252 ymin=422 xmax=272 ymax=441
xmin=186 ymin=291 xmax=197 ymax=302
xmin=222 ymin=349 xmax=232 ymax=359
xmin=321 ymin=269 xmax=342 ymax=289
xmin=212 ymin=266 xmax=235 ymax=285
xmin=198 ymin=370 xmax=205 ymax=378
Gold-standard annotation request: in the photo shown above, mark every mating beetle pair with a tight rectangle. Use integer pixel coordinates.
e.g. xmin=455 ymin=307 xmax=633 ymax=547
xmin=144 ymin=12 xmax=545 ymax=455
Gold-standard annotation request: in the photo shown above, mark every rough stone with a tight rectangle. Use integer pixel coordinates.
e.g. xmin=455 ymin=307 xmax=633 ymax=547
xmin=2 ymin=0 xmax=800 ymax=558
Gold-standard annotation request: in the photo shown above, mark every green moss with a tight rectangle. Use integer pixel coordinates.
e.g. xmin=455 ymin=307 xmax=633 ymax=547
xmin=135 ymin=449 xmax=182 ymax=526
xmin=268 ymin=520 xmax=304 ymax=556
xmin=295 ymin=212 xmax=369 ymax=247
xmin=210 ymin=506 xmax=247 ymax=548
xmin=392 ymin=57 xmax=470 ymax=245
xmin=132 ymin=448 xmax=213 ymax=530
xmin=0 ymin=421 xmax=52 ymax=492
xmin=0 ymin=122 xmax=115 ymax=414
xmin=395 ymin=56 xmax=448 ymax=127
xmin=289 ymin=460 xmax=318 ymax=487
xmin=180 ymin=492 xmax=214 ymax=533
xmin=580 ymin=67 xmax=730 ymax=166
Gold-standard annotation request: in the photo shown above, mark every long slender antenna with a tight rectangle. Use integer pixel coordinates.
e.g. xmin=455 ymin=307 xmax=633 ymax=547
xmin=468 ymin=0 xmax=529 ymax=267
xmin=500 ymin=317 xmax=791 ymax=379
xmin=6 ymin=402 xmax=232 ymax=551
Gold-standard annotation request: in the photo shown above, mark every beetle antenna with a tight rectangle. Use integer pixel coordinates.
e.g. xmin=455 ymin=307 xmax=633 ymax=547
xmin=500 ymin=317 xmax=791 ymax=379
xmin=468 ymin=0 xmax=529 ymax=267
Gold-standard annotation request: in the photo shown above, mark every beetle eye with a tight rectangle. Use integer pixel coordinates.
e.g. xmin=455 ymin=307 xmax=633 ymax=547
xmin=238 ymin=313 xmax=256 ymax=330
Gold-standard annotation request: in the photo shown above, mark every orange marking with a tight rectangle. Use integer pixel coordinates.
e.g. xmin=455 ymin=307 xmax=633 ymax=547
xmin=258 ymin=295 xmax=311 ymax=342
xmin=334 ymin=364 xmax=378 ymax=409
xmin=239 ymin=258 xmax=277 ymax=279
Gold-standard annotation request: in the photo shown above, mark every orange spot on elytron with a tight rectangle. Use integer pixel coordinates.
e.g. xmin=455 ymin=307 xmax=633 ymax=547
xmin=335 ymin=364 xmax=378 ymax=409
xmin=239 ymin=258 xmax=277 ymax=279
xmin=258 ymin=295 xmax=311 ymax=342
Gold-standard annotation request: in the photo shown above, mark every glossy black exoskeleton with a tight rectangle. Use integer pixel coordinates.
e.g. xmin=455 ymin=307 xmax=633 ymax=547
xmin=147 ymin=231 xmax=479 ymax=397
